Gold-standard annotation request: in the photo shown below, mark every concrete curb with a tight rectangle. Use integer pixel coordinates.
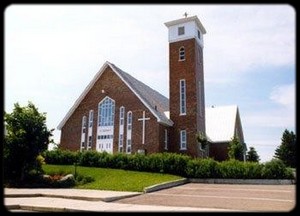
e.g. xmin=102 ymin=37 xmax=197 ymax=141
xmin=143 ymin=178 xmax=188 ymax=193
xmin=188 ymin=178 xmax=296 ymax=185
xmin=6 ymin=204 xmax=88 ymax=212
xmin=5 ymin=192 xmax=141 ymax=202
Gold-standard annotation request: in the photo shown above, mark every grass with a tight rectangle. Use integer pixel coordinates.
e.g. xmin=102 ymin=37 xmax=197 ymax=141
xmin=42 ymin=164 xmax=183 ymax=192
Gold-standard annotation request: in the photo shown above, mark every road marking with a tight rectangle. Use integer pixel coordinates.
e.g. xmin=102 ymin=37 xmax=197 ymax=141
xmin=152 ymin=193 xmax=294 ymax=203
xmin=175 ymin=187 xmax=293 ymax=193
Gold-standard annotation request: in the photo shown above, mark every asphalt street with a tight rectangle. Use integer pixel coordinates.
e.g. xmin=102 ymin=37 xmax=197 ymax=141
xmin=116 ymin=183 xmax=296 ymax=212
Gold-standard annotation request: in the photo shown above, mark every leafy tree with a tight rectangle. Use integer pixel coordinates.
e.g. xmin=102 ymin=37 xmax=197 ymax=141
xmin=4 ymin=102 xmax=54 ymax=183
xmin=274 ymin=129 xmax=296 ymax=168
xmin=246 ymin=147 xmax=260 ymax=162
xmin=228 ymin=136 xmax=244 ymax=161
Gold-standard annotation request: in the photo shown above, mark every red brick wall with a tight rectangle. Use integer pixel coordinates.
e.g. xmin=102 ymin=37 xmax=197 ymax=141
xmin=209 ymin=142 xmax=229 ymax=161
xmin=169 ymin=38 xmax=205 ymax=158
xmin=60 ymin=66 xmax=168 ymax=155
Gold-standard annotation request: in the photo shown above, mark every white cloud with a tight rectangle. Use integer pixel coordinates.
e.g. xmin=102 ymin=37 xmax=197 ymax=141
xmin=243 ymin=110 xmax=295 ymax=128
xmin=203 ymin=5 xmax=295 ymax=83
xmin=270 ymin=83 xmax=295 ymax=109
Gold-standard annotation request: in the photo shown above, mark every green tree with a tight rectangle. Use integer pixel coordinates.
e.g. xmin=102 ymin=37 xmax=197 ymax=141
xmin=228 ymin=136 xmax=244 ymax=161
xmin=4 ymin=102 xmax=54 ymax=183
xmin=274 ymin=129 xmax=296 ymax=168
xmin=246 ymin=147 xmax=260 ymax=162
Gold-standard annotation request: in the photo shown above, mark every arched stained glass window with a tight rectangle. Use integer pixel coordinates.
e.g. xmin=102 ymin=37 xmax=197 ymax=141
xmin=98 ymin=97 xmax=115 ymax=126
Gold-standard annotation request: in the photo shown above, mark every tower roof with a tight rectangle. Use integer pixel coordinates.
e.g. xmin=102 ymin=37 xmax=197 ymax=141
xmin=164 ymin=15 xmax=206 ymax=34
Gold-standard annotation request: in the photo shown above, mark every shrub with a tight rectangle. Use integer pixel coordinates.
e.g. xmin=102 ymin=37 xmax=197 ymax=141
xmin=79 ymin=151 xmax=101 ymax=167
xmin=243 ymin=162 xmax=264 ymax=179
xmin=42 ymin=149 xmax=294 ymax=180
xmin=127 ymin=153 xmax=148 ymax=171
xmin=262 ymin=159 xmax=294 ymax=179
xmin=110 ymin=153 xmax=129 ymax=169
xmin=162 ymin=153 xmax=191 ymax=176
xmin=186 ymin=158 xmax=218 ymax=178
xmin=42 ymin=149 xmax=78 ymax=165
xmin=215 ymin=159 xmax=246 ymax=179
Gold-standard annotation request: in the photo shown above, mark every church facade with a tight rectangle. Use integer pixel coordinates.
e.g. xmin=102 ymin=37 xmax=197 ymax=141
xmin=57 ymin=16 xmax=246 ymax=160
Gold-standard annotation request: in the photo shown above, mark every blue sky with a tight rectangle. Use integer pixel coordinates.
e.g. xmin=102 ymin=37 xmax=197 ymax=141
xmin=5 ymin=4 xmax=295 ymax=162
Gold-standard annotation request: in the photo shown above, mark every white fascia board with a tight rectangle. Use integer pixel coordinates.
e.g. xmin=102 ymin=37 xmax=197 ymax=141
xmin=57 ymin=62 xmax=110 ymax=130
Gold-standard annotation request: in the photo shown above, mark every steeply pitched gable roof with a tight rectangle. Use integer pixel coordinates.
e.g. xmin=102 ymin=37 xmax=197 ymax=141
xmin=57 ymin=61 xmax=173 ymax=129
xmin=205 ymin=105 xmax=242 ymax=143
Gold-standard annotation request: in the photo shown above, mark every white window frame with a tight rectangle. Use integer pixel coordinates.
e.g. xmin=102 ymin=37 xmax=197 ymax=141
xmin=119 ymin=106 xmax=125 ymax=126
xmin=199 ymin=81 xmax=203 ymax=117
xmin=118 ymin=106 xmax=125 ymax=153
xmin=164 ymin=129 xmax=168 ymax=150
xmin=126 ymin=111 xmax=132 ymax=154
xmin=180 ymin=79 xmax=186 ymax=115
xmin=98 ymin=97 xmax=115 ymax=127
xmin=89 ymin=110 xmax=94 ymax=128
xmin=127 ymin=111 xmax=132 ymax=131
xmin=80 ymin=116 xmax=87 ymax=151
xmin=88 ymin=135 xmax=92 ymax=149
xmin=180 ymin=130 xmax=187 ymax=150
xmin=179 ymin=46 xmax=185 ymax=61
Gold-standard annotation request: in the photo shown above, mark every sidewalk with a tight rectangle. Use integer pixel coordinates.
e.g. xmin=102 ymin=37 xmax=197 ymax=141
xmin=4 ymin=188 xmax=235 ymax=212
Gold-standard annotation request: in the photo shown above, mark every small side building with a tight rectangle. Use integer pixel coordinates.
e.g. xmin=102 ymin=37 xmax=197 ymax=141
xmin=205 ymin=105 xmax=246 ymax=161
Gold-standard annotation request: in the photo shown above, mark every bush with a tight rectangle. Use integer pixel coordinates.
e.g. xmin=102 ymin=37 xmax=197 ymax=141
xmin=215 ymin=159 xmax=246 ymax=179
xmin=42 ymin=149 xmax=78 ymax=165
xmin=162 ymin=153 xmax=191 ymax=176
xmin=75 ymin=174 xmax=94 ymax=185
xmin=127 ymin=153 xmax=148 ymax=171
xmin=79 ymin=151 xmax=101 ymax=167
xmin=186 ymin=158 xmax=218 ymax=178
xmin=243 ymin=162 xmax=264 ymax=179
xmin=42 ymin=149 xmax=294 ymax=180
xmin=262 ymin=159 xmax=294 ymax=179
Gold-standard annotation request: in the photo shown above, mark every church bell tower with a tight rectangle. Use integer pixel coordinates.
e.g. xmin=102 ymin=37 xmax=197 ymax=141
xmin=165 ymin=15 xmax=207 ymax=157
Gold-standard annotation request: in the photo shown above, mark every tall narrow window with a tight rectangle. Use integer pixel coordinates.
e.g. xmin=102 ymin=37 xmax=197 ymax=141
xmin=178 ymin=26 xmax=185 ymax=35
xmin=119 ymin=106 xmax=125 ymax=126
xmin=80 ymin=116 xmax=87 ymax=151
xmin=199 ymin=81 xmax=203 ymax=117
xmin=87 ymin=110 xmax=94 ymax=149
xmin=119 ymin=106 xmax=125 ymax=152
xmin=180 ymin=79 xmax=186 ymax=115
xmin=127 ymin=111 xmax=132 ymax=131
xmin=180 ymin=130 xmax=187 ymax=150
xmin=164 ymin=129 xmax=168 ymax=150
xmin=179 ymin=47 xmax=185 ymax=61
xmin=89 ymin=110 xmax=94 ymax=128
xmin=119 ymin=134 xmax=123 ymax=152
xmin=126 ymin=111 xmax=132 ymax=154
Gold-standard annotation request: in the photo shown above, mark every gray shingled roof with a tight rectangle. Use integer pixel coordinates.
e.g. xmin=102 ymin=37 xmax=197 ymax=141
xmin=108 ymin=62 xmax=173 ymax=126
xmin=57 ymin=61 xmax=173 ymax=129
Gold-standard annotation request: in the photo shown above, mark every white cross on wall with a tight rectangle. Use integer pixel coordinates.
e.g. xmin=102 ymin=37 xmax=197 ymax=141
xmin=138 ymin=111 xmax=150 ymax=144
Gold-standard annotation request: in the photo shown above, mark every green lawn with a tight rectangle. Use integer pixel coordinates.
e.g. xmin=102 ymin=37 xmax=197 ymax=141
xmin=42 ymin=164 xmax=183 ymax=192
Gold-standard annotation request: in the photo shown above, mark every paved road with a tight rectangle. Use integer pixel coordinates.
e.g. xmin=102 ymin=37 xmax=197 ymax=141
xmin=116 ymin=183 xmax=296 ymax=212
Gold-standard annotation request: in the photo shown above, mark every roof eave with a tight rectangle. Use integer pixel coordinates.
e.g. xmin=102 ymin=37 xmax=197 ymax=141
xmin=57 ymin=62 xmax=110 ymax=130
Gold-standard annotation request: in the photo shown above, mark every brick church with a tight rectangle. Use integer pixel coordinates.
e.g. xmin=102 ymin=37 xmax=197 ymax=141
xmin=57 ymin=15 xmax=246 ymax=161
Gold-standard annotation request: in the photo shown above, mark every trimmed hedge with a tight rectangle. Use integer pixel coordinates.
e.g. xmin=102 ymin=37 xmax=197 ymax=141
xmin=42 ymin=150 xmax=294 ymax=179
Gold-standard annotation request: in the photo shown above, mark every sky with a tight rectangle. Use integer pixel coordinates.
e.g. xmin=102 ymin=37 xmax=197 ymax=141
xmin=4 ymin=4 xmax=296 ymax=162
